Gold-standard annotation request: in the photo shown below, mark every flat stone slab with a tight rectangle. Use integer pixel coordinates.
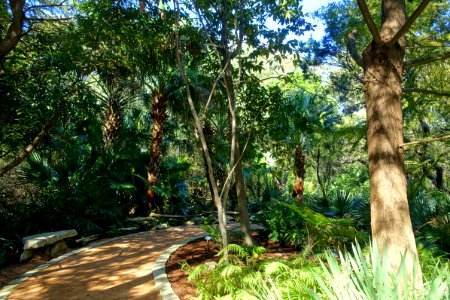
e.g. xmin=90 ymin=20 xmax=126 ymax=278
xmin=23 ymin=229 xmax=78 ymax=250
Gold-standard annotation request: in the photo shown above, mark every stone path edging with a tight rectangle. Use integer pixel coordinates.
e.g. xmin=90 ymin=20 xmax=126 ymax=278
xmin=0 ymin=231 xmax=150 ymax=300
xmin=152 ymin=235 xmax=206 ymax=300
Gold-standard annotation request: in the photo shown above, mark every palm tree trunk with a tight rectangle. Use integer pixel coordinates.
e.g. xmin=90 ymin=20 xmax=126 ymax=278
xmin=292 ymin=145 xmax=306 ymax=203
xmin=147 ymin=90 xmax=168 ymax=212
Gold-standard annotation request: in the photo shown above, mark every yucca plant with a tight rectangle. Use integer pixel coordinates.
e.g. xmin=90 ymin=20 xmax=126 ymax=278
xmin=310 ymin=242 xmax=449 ymax=300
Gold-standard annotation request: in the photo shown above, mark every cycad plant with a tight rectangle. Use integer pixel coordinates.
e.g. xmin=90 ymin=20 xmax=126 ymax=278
xmin=409 ymin=191 xmax=450 ymax=253
xmin=327 ymin=190 xmax=371 ymax=230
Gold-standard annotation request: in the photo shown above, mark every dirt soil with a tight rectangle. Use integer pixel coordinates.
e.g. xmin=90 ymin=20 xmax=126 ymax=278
xmin=166 ymin=232 xmax=297 ymax=300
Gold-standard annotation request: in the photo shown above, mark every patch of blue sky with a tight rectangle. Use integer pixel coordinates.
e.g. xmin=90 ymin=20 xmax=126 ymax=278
xmin=266 ymin=0 xmax=336 ymax=42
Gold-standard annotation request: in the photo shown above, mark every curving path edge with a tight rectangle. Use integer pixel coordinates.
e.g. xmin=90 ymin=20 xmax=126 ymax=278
xmin=152 ymin=235 xmax=205 ymax=300
xmin=0 ymin=226 xmax=205 ymax=300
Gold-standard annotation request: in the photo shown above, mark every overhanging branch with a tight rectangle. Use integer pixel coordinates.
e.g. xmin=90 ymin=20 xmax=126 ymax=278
xmin=356 ymin=0 xmax=382 ymax=45
xmin=347 ymin=30 xmax=363 ymax=67
xmin=387 ymin=0 xmax=431 ymax=48
xmin=400 ymin=134 xmax=450 ymax=150
xmin=405 ymin=52 xmax=450 ymax=69
xmin=402 ymin=88 xmax=450 ymax=97
xmin=0 ymin=111 xmax=60 ymax=177
xmin=0 ymin=0 xmax=26 ymax=59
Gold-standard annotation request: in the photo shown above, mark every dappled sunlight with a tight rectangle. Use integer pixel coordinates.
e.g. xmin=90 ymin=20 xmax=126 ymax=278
xmin=8 ymin=227 xmax=205 ymax=299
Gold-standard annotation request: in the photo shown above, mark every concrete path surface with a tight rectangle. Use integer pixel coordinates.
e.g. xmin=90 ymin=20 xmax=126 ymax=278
xmin=3 ymin=226 xmax=205 ymax=300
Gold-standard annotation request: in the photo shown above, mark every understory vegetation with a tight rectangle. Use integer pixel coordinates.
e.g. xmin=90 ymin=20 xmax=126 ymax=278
xmin=1 ymin=0 xmax=449 ymax=298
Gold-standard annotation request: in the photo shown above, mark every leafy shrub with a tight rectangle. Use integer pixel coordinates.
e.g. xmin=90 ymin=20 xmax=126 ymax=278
xmin=283 ymin=203 xmax=368 ymax=252
xmin=327 ymin=191 xmax=371 ymax=229
xmin=0 ymin=237 xmax=21 ymax=267
xmin=200 ymin=224 xmax=243 ymax=247
xmin=258 ymin=200 xmax=368 ymax=253
xmin=257 ymin=200 xmax=307 ymax=248
xmin=158 ymin=156 xmax=192 ymax=215
xmin=410 ymin=191 xmax=450 ymax=254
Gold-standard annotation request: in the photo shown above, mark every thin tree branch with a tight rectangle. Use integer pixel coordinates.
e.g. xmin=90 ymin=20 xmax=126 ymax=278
xmin=0 ymin=111 xmax=60 ymax=177
xmin=174 ymin=0 xmax=229 ymax=257
xmin=356 ymin=0 xmax=382 ymax=45
xmin=400 ymin=134 xmax=450 ymax=150
xmin=404 ymin=52 xmax=450 ymax=70
xmin=387 ymin=0 xmax=431 ymax=48
xmin=230 ymin=0 xmax=244 ymax=59
xmin=219 ymin=133 xmax=250 ymax=201
xmin=24 ymin=0 xmax=68 ymax=11
xmin=402 ymin=88 xmax=450 ymax=97
xmin=347 ymin=30 xmax=363 ymax=67
xmin=0 ymin=0 xmax=26 ymax=59
xmin=201 ymin=61 xmax=228 ymax=117
xmin=26 ymin=17 xmax=73 ymax=22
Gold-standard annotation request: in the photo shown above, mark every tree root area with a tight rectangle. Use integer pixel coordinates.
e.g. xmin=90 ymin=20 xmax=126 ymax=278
xmin=166 ymin=232 xmax=297 ymax=300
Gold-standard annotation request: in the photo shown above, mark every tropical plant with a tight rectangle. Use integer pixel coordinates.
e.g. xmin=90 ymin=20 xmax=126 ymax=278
xmin=409 ymin=191 xmax=450 ymax=253
xmin=258 ymin=199 xmax=368 ymax=253
xmin=311 ymin=242 xmax=449 ymax=300
xmin=187 ymin=247 xmax=322 ymax=300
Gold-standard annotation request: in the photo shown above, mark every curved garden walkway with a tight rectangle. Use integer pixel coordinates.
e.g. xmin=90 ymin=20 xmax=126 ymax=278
xmin=1 ymin=226 xmax=205 ymax=300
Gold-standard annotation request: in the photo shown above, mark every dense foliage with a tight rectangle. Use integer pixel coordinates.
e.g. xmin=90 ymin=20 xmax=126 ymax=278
xmin=0 ymin=0 xmax=449 ymax=297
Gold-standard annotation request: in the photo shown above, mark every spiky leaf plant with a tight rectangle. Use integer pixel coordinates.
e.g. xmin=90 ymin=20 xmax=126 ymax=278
xmin=91 ymin=75 xmax=139 ymax=149
xmin=310 ymin=242 xmax=449 ymax=300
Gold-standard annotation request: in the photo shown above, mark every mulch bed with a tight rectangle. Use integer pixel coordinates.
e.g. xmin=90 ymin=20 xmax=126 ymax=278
xmin=166 ymin=231 xmax=298 ymax=300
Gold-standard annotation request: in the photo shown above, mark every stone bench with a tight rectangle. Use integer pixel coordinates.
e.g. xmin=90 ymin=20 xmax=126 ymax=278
xmin=20 ymin=229 xmax=78 ymax=262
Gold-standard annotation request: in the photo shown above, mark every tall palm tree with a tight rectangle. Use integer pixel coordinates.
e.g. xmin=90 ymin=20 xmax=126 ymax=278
xmin=92 ymin=72 xmax=139 ymax=149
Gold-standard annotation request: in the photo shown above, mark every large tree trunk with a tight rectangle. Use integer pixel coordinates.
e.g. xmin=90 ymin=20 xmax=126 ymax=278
xmin=147 ymin=90 xmax=168 ymax=213
xmin=363 ymin=0 xmax=422 ymax=285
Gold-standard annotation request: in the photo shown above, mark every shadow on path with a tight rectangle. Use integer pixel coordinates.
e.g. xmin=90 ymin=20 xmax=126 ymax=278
xmin=7 ymin=226 xmax=205 ymax=300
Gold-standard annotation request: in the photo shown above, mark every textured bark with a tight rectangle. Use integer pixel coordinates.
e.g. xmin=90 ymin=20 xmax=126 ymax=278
xmin=0 ymin=0 xmax=25 ymax=59
xmin=292 ymin=146 xmax=306 ymax=203
xmin=102 ymin=102 xmax=124 ymax=148
xmin=234 ymin=145 xmax=254 ymax=246
xmin=315 ymin=148 xmax=328 ymax=207
xmin=362 ymin=0 xmax=422 ymax=285
xmin=147 ymin=90 xmax=168 ymax=212
xmin=0 ymin=111 xmax=60 ymax=177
